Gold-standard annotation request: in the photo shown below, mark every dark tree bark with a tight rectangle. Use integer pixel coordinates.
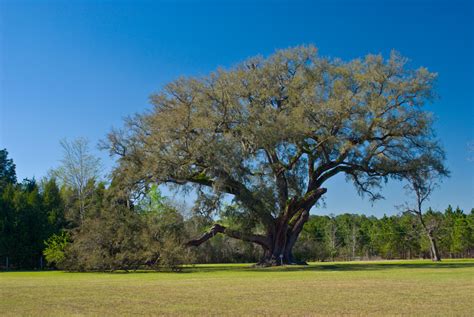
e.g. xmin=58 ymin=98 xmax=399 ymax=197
xmin=186 ymin=188 xmax=327 ymax=266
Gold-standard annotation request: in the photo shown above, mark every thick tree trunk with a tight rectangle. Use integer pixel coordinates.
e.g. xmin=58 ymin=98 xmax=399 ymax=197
xmin=186 ymin=188 xmax=327 ymax=266
xmin=257 ymin=220 xmax=302 ymax=266
xmin=186 ymin=220 xmax=304 ymax=266
xmin=257 ymin=234 xmax=306 ymax=266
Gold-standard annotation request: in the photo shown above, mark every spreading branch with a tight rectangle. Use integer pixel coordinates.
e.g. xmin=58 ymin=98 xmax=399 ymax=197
xmin=186 ymin=224 xmax=270 ymax=249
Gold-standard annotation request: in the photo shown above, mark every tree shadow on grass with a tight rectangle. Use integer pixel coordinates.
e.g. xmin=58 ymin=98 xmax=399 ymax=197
xmin=3 ymin=260 xmax=472 ymax=274
xmin=271 ymin=261 xmax=474 ymax=273
xmin=183 ymin=260 xmax=474 ymax=274
xmin=90 ymin=260 xmax=474 ymax=274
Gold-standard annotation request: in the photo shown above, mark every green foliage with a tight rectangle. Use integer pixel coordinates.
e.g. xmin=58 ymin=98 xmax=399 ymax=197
xmin=0 ymin=179 xmax=55 ymax=268
xmin=451 ymin=215 xmax=473 ymax=255
xmin=42 ymin=178 xmax=66 ymax=235
xmin=43 ymin=231 xmax=70 ymax=267
xmin=294 ymin=215 xmax=332 ymax=261
xmin=136 ymin=184 xmax=166 ymax=214
xmin=294 ymin=207 xmax=473 ymax=262
xmin=61 ymin=185 xmax=192 ymax=271
xmin=0 ymin=149 xmax=16 ymax=190
xmin=64 ymin=206 xmax=151 ymax=271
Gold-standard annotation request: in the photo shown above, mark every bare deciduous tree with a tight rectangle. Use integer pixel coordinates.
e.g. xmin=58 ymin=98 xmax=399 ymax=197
xmin=52 ymin=138 xmax=101 ymax=222
xmin=401 ymin=166 xmax=448 ymax=261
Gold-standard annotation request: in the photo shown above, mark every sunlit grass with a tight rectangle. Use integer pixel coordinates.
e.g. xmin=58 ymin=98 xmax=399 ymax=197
xmin=1 ymin=259 xmax=473 ymax=316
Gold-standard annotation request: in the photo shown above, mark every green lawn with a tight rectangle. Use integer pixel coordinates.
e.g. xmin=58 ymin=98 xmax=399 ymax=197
xmin=1 ymin=259 xmax=473 ymax=316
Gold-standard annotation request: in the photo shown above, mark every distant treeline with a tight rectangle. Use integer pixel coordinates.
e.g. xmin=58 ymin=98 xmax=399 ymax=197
xmin=187 ymin=206 xmax=474 ymax=264
xmin=1 ymin=149 xmax=473 ymax=270
xmin=295 ymin=208 xmax=473 ymax=262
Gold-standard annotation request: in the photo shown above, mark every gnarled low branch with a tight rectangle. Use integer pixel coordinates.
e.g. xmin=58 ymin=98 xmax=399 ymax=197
xmin=186 ymin=223 xmax=270 ymax=249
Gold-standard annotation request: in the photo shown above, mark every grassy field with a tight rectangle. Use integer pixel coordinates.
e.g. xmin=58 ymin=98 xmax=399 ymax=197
xmin=1 ymin=259 xmax=473 ymax=316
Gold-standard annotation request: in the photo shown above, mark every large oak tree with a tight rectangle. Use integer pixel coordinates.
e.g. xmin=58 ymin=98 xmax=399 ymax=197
xmin=106 ymin=46 xmax=446 ymax=265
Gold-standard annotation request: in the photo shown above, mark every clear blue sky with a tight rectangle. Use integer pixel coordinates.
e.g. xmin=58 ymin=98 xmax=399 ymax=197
xmin=1 ymin=0 xmax=473 ymax=216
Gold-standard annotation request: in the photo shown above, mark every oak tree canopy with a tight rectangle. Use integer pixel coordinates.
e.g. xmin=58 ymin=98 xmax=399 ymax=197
xmin=106 ymin=45 xmax=446 ymax=265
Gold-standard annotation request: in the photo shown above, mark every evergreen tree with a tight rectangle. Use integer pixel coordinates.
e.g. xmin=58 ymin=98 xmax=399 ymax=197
xmin=41 ymin=178 xmax=66 ymax=235
xmin=0 ymin=149 xmax=16 ymax=191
